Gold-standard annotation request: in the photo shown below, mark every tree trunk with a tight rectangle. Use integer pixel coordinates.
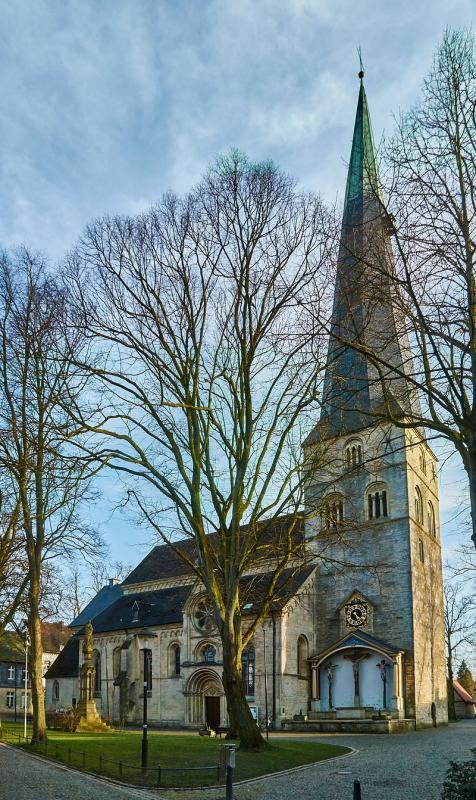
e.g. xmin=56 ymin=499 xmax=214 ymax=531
xmin=466 ymin=446 xmax=476 ymax=552
xmin=28 ymin=571 xmax=46 ymax=743
xmin=221 ymin=636 xmax=266 ymax=750
xmin=447 ymin=650 xmax=456 ymax=722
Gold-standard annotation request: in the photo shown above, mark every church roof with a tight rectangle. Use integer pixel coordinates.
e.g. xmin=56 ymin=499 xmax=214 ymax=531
xmin=70 ymin=582 xmax=124 ymax=628
xmin=307 ymin=76 xmax=418 ymax=443
xmin=122 ymin=515 xmax=305 ymax=587
xmin=45 ymin=636 xmax=80 ymax=679
xmin=87 ymin=584 xmax=193 ymax=633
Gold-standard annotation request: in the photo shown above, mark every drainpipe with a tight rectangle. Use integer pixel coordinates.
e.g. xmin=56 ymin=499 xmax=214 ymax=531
xmin=271 ymin=611 xmax=277 ymax=729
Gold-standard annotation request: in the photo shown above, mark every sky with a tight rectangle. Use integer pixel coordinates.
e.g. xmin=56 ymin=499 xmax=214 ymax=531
xmin=0 ymin=0 xmax=474 ymax=575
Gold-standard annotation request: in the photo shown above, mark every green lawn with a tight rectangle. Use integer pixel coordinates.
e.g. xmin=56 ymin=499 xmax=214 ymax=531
xmin=1 ymin=722 xmax=349 ymax=787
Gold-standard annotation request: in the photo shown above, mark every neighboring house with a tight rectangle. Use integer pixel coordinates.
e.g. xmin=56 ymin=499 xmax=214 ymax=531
xmin=0 ymin=631 xmax=31 ymax=720
xmin=453 ymin=680 xmax=476 ymax=719
xmin=41 ymin=622 xmax=71 ymax=684
xmin=45 ymin=75 xmax=448 ymax=733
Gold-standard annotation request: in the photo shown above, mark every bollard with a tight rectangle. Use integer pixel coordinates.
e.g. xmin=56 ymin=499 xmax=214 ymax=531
xmin=157 ymin=766 xmax=161 ymax=787
xmin=99 ymin=754 xmax=102 ymax=772
xmin=82 ymin=751 xmax=86 ymax=769
xmin=119 ymin=760 xmax=123 ymax=778
xmin=353 ymin=779 xmax=362 ymax=800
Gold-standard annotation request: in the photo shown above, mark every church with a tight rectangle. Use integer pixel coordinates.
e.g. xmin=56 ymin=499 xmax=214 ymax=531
xmin=45 ymin=75 xmax=448 ymax=733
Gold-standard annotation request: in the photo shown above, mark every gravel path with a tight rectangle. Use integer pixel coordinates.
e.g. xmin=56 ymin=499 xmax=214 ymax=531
xmin=1 ymin=721 xmax=474 ymax=800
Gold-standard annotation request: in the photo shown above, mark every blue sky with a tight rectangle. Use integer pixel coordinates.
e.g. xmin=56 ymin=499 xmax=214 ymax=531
xmin=1 ymin=0 xmax=474 ymax=569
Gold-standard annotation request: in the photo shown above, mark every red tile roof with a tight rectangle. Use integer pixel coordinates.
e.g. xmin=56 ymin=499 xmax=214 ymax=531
xmin=453 ymin=679 xmax=476 ymax=704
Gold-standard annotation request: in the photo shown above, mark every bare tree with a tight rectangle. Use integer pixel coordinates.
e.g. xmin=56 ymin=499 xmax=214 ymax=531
xmin=319 ymin=29 xmax=476 ymax=549
xmin=444 ymin=581 xmax=476 ymax=719
xmin=67 ymin=152 xmax=339 ymax=748
xmin=0 ymin=487 xmax=28 ymax=634
xmin=0 ymin=249 xmax=102 ymax=742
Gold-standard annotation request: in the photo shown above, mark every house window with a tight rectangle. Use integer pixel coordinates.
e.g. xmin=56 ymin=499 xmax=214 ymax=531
xmin=53 ymin=680 xmax=59 ymax=701
xmin=415 ymin=486 xmax=423 ymax=524
xmin=242 ymin=647 xmax=255 ymax=696
xmin=6 ymin=692 xmax=14 ymax=708
xmin=202 ymin=645 xmax=216 ymax=663
xmin=297 ymin=636 xmax=309 ymax=677
xmin=428 ymin=501 xmax=436 ymax=536
xmin=7 ymin=665 xmax=15 ymax=681
xmin=419 ymin=538 xmax=425 ymax=563
xmin=367 ymin=485 xmax=389 ymax=520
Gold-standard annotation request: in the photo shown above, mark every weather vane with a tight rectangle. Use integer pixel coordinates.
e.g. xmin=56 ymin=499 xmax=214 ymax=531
xmin=357 ymin=45 xmax=365 ymax=80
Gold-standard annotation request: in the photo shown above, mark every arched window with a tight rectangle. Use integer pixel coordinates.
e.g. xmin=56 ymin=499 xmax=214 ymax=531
xmin=93 ymin=650 xmax=101 ymax=694
xmin=419 ymin=449 xmax=427 ymax=475
xmin=202 ymin=644 xmax=216 ymax=663
xmin=366 ymin=483 xmax=389 ymax=520
xmin=242 ymin=646 xmax=255 ymax=696
xmin=428 ymin=501 xmax=436 ymax=536
xmin=415 ymin=486 xmax=423 ymax=524
xmin=297 ymin=635 xmax=309 ymax=677
xmin=169 ymin=643 xmax=181 ymax=676
xmin=53 ymin=680 xmax=59 ymax=701
xmin=344 ymin=439 xmax=363 ymax=468
xmin=322 ymin=494 xmax=344 ymax=528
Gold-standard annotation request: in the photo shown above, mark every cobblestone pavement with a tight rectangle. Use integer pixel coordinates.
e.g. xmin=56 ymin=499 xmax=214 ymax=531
xmin=1 ymin=722 xmax=475 ymax=800
xmin=227 ymin=722 xmax=476 ymax=800
xmin=0 ymin=743 xmax=160 ymax=800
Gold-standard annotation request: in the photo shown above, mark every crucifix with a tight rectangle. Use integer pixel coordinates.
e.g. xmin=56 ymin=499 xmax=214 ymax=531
xmin=324 ymin=661 xmax=338 ymax=710
xmin=344 ymin=650 xmax=369 ymax=706
xmin=377 ymin=659 xmax=390 ymax=709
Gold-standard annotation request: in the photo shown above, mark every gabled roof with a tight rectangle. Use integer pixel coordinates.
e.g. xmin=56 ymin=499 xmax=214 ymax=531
xmin=123 ymin=516 xmax=305 ymax=587
xmin=70 ymin=582 xmax=124 ymax=628
xmin=45 ymin=637 xmax=80 ymax=679
xmin=87 ymin=584 xmax=193 ymax=634
xmin=0 ymin=631 xmax=25 ymax=663
xmin=453 ymin=679 xmax=476 ymax=704
xmin=311 ymin=629 xmax=403 ymax=665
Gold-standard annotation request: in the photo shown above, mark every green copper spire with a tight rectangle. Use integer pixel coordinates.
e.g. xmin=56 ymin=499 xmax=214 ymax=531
xmin=310 ymin=71 xmax=420 ymax=439
xmin=343 ymin=77 xmax=380 ymax=210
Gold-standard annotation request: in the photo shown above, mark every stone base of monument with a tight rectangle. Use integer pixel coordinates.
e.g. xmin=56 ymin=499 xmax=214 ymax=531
xmin=76 ymin=701 xmax=114 ymax=733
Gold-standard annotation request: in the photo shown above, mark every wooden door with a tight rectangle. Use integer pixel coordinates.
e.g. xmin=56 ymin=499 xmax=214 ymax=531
xmin=205 ymin=695 xmax=220 ymax=730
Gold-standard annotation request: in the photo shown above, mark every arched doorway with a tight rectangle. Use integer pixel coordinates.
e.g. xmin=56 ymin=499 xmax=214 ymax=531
xmin=184 ymin=668 xmax=225 ymax=729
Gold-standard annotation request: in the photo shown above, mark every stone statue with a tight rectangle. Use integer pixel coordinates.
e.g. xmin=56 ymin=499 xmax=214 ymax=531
xmin=83 ymin=621 xmax=93 ymax=663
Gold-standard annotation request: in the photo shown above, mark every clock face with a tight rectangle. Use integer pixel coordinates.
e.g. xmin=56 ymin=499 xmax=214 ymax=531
xmin=345 ymin=601 xmax=368 ymax=627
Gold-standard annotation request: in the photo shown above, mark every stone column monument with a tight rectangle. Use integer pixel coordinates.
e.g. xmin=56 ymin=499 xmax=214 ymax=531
xmin=76 ymin=621 xmax=112 ymax=733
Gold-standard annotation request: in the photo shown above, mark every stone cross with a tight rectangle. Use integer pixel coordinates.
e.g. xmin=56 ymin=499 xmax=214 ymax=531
xmin=377 ymin=659 xmax=390 ymax=709
xmin=324 ymin=661 xmax=338 ymax=709
xmin=344 ymin=650 xmax=369 ymax=706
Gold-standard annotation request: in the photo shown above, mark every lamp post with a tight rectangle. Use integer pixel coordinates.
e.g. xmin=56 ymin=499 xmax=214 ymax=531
xmin=23 ymin=627 xmax=30 ymax=740
xmin=135 ymin=627 xmax=157 ymax=772
xmin=262 ymin=626 xmax=269 ymax=741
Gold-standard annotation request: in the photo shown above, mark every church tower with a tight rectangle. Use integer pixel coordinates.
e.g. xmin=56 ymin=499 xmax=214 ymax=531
xmin=305 ymin=73 xmax=447 ymax=728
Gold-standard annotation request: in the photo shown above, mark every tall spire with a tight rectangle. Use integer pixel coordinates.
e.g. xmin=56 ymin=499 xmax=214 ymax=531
xmin=316 ymin=74 xmax=418 ymax=438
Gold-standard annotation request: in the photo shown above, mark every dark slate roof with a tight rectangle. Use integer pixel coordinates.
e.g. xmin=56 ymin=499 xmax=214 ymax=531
xmin=240 ymin=565 xmax=315 ymax=612
xmin=123 ymin=516 xmax=305 ymax=586
xmin=70 ymin=582 xmax=124 ymax=628
xmin=45 ymin=637 xmax=80 ymax=679
xmin=310 ymin=79 xmax=419 ymax=442
xmin=0 ymin=631 xmax=25 ymax=663
xmin=88 ymin=585 xmax=193 ymax=634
